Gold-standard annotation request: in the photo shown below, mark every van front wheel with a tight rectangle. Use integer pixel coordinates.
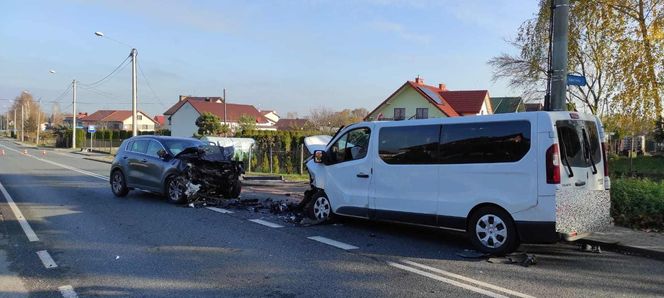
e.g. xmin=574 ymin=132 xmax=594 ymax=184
xmin=468 ymin=206 xmax=518 ymax=256
xmin=305 ymin=190 xmax=333 ymax=222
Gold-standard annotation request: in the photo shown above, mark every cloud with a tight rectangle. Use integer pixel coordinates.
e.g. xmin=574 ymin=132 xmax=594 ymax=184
xmin=370 ymin=20 xmax=431 ymax=44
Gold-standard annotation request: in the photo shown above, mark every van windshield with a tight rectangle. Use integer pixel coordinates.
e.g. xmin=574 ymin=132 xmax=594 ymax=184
xmin=556 ymin=120 xmax=601 ymax=168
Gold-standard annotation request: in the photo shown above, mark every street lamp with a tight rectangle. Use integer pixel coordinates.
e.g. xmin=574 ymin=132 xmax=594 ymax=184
xmin=94 ymin=31 xmax=138 ymax=137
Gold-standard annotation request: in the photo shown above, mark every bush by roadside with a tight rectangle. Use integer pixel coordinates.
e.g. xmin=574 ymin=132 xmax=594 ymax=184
xmin=611 ymin=178 xmax=664 ymax=231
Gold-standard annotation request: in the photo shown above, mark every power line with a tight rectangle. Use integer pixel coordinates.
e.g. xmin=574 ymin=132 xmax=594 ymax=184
xmin=137 ymin=60 xmax=167 ymax=109
xmin=79 ymin=54 xmax=131 ymax=88
xmin=52 ymin=83 xmax=73 ymax=103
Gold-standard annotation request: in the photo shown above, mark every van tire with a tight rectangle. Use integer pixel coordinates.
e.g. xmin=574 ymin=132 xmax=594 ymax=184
xmin=305 ymin=190 xmax=334 ymax=222
xmin=468 ymin=206 xmax=518 ymax=256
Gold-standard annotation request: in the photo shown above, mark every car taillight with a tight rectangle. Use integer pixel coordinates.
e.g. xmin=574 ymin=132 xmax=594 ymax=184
xmin=601 ymin=142 xmax=609 ymax=177
xmin=546 ymin=144 xmax=561 ymax=184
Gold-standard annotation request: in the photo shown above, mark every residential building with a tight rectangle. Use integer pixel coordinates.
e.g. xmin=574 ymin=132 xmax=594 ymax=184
xmin=365 ymin=77 xmax=492 ymax=121
xmin=275 ymin=118 xmax=311 ymax=131
xmin=260 ymin=110 xmax=280 ymax=125
xmin=164 ymin=96 xmax=273 ymax=137
xmin=491 ymin=97 xmax=525 ymax=114
xmin=153 ymin=115 xmax=165 ymax=129
xmin=80 ymin=110 xmax=158 ymax=131
xmin=524 ymin=102 xmax=543 ymax=112
xmin=63 ymin=112 xmax=88 ymax=128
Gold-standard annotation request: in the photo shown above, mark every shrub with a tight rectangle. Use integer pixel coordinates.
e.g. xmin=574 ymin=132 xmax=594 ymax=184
xmin=611 ymin=178 xmax=664 ymax=230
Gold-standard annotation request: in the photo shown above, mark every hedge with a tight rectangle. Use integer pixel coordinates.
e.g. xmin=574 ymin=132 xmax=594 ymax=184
xmin=611 ymin=178 xmax=664 ymax=230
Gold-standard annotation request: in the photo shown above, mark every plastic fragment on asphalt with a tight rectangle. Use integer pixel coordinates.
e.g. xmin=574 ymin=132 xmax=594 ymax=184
xmin=487 ymin=253 xmax=537 ymax=267
xmin=456 ymin=249 xmax=489 ymax=259
xmin=115 ymin=256 xmax=120 ymax=260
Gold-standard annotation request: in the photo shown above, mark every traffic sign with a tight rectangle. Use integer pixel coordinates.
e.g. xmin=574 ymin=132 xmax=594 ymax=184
xmin=87 ymin=125 xmax=96 ymax=133
xmin=567 ymin=74 xmax=587 ymax=86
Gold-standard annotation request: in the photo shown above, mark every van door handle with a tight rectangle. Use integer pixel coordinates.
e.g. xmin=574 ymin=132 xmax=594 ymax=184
xmin=575 ymin=181 xmax=586 ymax=186
xmin=356 ymin=173 xmax=369 ymax=178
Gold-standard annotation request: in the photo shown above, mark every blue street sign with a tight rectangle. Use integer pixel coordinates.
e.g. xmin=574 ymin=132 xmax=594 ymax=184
xmin=87 ymin=125 xmax=96 ymax=133
xmin=567 ymin=74 xmax=587 ymax=86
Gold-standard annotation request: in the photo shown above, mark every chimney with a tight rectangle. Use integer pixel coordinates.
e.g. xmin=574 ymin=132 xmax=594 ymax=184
xmin=179 ymin=95 xmax=187 ymax=102
xmin=415 ymin=76 xmax=424 ymax=85
xmin=438 ymin=83 xmax=447 ymax=91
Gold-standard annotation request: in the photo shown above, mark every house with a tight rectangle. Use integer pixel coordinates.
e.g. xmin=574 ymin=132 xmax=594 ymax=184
xmin=524 ymin=102 xmax=543 ymax=112
xmin=164 ymin=96 xmax=273 ymax=137
xmin=79 ymin=110 xmax=158 ymax=131
xmin=365 ymin=77 xmax=492 ymax=121
xmin=490 ymin=97 xmax=525 ymax=114
xmin=63 ymin=112 xmax=88 ymax=128
xmin=153 ymin=115 xmax=165 ymax=128
xmin=275 ymin=118 xmax=311 ymax=131
xmin=260 ymin=110 xmax=280 ymax=125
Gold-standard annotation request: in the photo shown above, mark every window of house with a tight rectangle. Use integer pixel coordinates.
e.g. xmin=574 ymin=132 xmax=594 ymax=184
xmin=416 ymin=108 xmax=428 ymax=119
xmin=329 ymin=127 xmax=371 ymax=164
xmin=142 ymin=124 xmax=149 ymax=130
xmin=394 ymin=108 xmax=405 ymax=120
xmin=440 ymin=121 xmax=531 ymax=164
xmin=137 ymin=115 xmax=143 ymax=120
xmin=379 ymin=125 xmax=440 ymax=164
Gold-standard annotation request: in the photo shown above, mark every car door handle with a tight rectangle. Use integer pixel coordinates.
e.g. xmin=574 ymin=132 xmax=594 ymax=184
xmin=356 ymin=173 xmax=369 ymax=178
xmin=140 ymin=159 xmax=148 ymax=163
xmin=575 ymin=181 xmax=586 ymax=187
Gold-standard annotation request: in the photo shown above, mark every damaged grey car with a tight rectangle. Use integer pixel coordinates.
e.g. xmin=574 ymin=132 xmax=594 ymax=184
xmin=110 ymin=136 xmax=243 ymax=203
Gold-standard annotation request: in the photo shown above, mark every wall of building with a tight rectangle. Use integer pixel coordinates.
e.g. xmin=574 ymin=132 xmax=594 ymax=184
xmin=170 ymin=102 xmax=201 ymax=137
xmin=121 ymin=113 xmax=157 ymax=131
xmin=369 ymin=86 xmax=447 ymax=120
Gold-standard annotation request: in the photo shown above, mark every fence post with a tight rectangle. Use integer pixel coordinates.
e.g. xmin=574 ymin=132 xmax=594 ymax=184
xmin=300 ymin=143 xmax=304 ymax=174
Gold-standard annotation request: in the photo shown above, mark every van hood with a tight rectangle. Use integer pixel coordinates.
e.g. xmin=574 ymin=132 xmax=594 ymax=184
xmin=304 ymin=135 xmax=332 ymax=152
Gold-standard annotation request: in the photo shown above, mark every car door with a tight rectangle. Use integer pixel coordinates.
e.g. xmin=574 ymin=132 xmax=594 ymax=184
xmin=126 ymin=139 xmax=150 ymax=188
xmin=142 ymin=140 xmax=168 ymax=191
xmin=324 ymin=126 xmax=373 ymax=217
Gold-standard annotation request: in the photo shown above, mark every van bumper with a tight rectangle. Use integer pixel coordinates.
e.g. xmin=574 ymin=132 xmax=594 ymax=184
xmin=515 ymin=221 xmax=559 ymax=243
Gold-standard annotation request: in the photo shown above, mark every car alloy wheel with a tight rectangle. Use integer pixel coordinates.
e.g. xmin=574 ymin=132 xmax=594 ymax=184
xmin=475 ymin=214 xmax=507 ymax=249
xmin=167 ymin=177 xmax=185 ymax=203
xmin=111 ymin=170 xmax=128 ymax=197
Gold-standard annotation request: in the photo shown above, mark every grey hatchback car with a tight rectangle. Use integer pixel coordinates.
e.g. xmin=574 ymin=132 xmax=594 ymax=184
xmin=110 ymin=136 xmax=211 ymax=203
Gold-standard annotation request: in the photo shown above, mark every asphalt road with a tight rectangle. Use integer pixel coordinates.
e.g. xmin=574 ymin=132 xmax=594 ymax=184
xmin=0 ymin=138 xmax=663 ymax=298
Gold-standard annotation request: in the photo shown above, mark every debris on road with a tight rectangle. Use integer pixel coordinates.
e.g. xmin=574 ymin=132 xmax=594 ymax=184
xmin=580 ymin=243 xmax=602 ymax=253
xmin=487 ymin=253 xmax=538 ymax=267
xmin=456 ymin=249 xmax=489 ymax=259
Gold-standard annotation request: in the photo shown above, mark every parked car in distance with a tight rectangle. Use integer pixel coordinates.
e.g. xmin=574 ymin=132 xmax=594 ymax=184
xmin=303 ymin=111 xmax=612 ymax=255
xmin=110 ymin=136 xmax=243 ymax=203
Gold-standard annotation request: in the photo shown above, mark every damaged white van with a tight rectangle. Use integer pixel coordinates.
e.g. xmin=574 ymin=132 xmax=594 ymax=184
xmin=303 ymin=111 xmax=612 ymax=255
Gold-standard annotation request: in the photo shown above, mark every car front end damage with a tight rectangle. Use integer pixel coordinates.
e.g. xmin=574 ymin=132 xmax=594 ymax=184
xmin=173 ymin=145 xmax=244 ymax=202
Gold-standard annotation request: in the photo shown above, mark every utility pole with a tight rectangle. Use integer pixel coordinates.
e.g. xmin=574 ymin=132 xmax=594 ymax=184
xmin=21 ymin=104 xmax=24 ymax=142
xmin=131 ymin=48 xmax=138 ymax=137
xmin=36 ymin=99 xmax=41 ymax=146
xmin=13 ymin=109 xmax=16 ymax=138
xmin=72 ymin=79 xmax=77 ymax=149
xmin=223 ymin=88 xmax=227 ymax=124
xmin=547 ymin=0 xmax=570 ymax=111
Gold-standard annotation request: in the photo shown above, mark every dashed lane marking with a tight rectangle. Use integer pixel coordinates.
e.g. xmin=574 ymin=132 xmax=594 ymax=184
xmin=249 ymin=219 xmax=284 ymax=228
xmin=58 ymin=285 xmax=78 ymax=298
xmin=307 ymin=236 xmax=358 ymax=250
xmin=0 ymin=180 xmax=40 ymax=242
xmin=36 ymin=250 xmax=58 ymax=269
xmin=206 ymin=207 xmax=234 ymax=214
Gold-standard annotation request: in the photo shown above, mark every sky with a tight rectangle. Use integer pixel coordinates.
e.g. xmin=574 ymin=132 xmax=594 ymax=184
xmin=0 ymin=0 xmax=539 ymax=118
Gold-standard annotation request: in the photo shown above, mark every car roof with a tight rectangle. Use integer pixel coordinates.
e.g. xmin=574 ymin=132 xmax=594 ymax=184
xmin=128 ymin=135 xmax=202 ymax=143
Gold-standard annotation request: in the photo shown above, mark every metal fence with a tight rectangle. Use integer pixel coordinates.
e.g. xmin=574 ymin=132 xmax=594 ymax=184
xmin=241 ymin=143 xmax=310 ymax=175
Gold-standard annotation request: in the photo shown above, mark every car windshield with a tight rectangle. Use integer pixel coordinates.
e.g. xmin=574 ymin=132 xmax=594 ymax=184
xmin=161 ymin=139 xmax=203 ymax=155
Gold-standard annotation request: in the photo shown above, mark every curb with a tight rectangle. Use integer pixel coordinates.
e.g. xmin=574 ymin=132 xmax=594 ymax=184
xmin=576 ymin=238 xmax=664 ymax=261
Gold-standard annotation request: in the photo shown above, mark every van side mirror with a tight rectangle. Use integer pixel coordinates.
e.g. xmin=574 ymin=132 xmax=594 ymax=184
xmin=313 ymin=150 xmax=326 ymax=164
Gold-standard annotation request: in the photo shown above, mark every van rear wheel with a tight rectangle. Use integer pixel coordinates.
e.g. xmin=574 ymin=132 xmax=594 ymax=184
xmin=468 ymin=206 xmax=518 ymax=256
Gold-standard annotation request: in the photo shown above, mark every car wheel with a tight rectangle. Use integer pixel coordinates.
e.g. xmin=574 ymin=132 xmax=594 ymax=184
xmin=111 ymin=170 xmax=129 ymax=197
xmin=305 ymin=190 xmax=333 ymax=221
xmin=468 ymin=206 xmax=518 ymax=256
xmin=227 ymin=180 xmax=241 ymax=198
xmin=166 ymin=176 xmax=186 ymax=204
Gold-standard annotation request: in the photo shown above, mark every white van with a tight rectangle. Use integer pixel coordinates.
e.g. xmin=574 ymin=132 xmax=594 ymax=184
xmin=303 ymin=111 xmax=612 ymax=255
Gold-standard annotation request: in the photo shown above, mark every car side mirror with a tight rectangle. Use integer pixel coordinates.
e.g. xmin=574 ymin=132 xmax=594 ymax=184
xmin=157 ymin=149 xmax=170 ymax=160
xmin=313 ymin=150 xmax=327 ymax=164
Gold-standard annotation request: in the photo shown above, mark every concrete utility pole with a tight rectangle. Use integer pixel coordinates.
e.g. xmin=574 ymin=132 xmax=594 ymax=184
xmin=36 ymin=99 xmax=41 ymax=146
xmin=131 ymin=48 xmax=138 ymax=137
xmin=72 ymin=79 xmax=77 ymax=149
xmin=13 ymin=109 xmax=16 ymax=138
xmin=21 ymin=104 xmax=24 ymax=142
xmin=548 ymin=0 xmax=570 ymax=111
xmin=223 ymin=88 xmax=227 ymax=124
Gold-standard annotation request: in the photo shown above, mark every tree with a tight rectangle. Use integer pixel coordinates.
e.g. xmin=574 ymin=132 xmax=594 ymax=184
xmin=195 ymin=112 xmax=222 ymax=136
xmin=238 ymin=115 xmax=256 ymax=132
xmin=308 ymin=107 xmax=370 ymax=133
xmin=8 ymin=91 xmax=44 ymax=141
xmin=51 ymin=102 xmax=64 ymax=126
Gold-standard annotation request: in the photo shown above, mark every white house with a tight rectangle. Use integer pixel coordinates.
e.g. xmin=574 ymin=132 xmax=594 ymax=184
xmin=260 ymin=110 xmax=280 ymax=125
xmin=164 ymin=96 xmax=274 ymax=137
xmin=80 ymin=110 xmax=158 ymax=131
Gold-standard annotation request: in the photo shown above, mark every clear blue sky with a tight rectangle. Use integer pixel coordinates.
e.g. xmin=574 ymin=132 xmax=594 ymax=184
xmin=0 ymin=0 xmax=538 ymax=118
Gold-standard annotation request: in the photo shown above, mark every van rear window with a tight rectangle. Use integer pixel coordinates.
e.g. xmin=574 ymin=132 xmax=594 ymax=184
xmin=556 ymin=120 xmax=601 ymax=167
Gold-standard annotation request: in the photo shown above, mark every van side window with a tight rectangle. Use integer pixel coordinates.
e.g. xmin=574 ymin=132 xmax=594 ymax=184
xmin=329 ymin=127 xmax=371 ymax=164
xmin=379 ymin=125 xmax=440 ymax=164
xmin=440 ymin=121 xmax=530 ymax=164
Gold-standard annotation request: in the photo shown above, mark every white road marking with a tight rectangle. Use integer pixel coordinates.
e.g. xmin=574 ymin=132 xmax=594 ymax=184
xmin=206 ymin=207 xmax=234 ymax=214
xmin=401 ymin=260 xmax=536 ymax=298
xmin=388 ymin=262 xmax=509 ymax=298
xmin=248 ymin=219 xmax=284 ymax=228
xmin=0 ymin=181 xmax=40 ymax=242
xmin=0 ymin=144 xmax=108 ymax=181
xmin=58 ymin=285 xmax=78 ymax=298
xmin=36 ymin=250 xmax=58 ymax=269
xmin=307 ymin=236 xmax=358 ymax=250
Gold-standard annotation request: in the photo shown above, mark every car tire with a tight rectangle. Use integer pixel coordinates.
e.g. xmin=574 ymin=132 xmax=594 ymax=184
xmin=468 ymin=206 xmax=519 ymax=256
xmin=111 ymin=170 xmax=129 ymax=197
xmin=305 ymin=190 xmax=334 ymax=222
xmin=165 ymin=175 xmax=186 ymax=204
xmin=225 ymin=179 xmax=241 ymax=198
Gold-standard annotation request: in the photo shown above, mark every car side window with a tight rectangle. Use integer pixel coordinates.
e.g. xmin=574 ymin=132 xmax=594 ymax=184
xmin=329 ymin=127 xmax=371 ymax=164
xmin=130 ymin=140 xmax=149 ymax=154
xmin=146 ymin=140 xmax=163 ymax=157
